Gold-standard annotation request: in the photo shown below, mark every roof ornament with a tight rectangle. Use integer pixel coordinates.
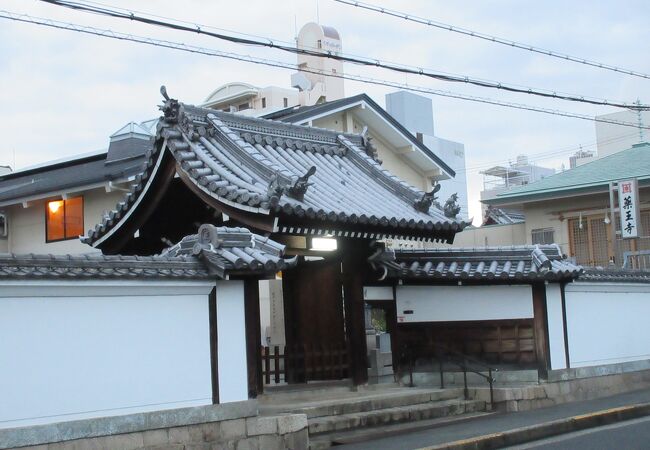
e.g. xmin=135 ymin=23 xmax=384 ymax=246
xmin=360 ymin=126 xmax=380 ymax=161
xmin=443 ymin=193 xmax=461 ymax=218
xmin=267 ymin=171 xmax=286 ymax=206
xmin=287 ymin=166 xmax=317 ymax=201
xmin=159 ymin=85 xmax=180 ymax=124
xmin=414 ymin=181 xmax=441 ymax=213
xmin=531 ymin=245 xmax=552 ymax=271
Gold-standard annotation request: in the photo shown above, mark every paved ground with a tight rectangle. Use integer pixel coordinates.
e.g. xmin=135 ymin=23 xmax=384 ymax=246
xmin=506 ymin=415 xmax=650 ymax=450
xmin=336 ymin=388 xmax=650 ymax=450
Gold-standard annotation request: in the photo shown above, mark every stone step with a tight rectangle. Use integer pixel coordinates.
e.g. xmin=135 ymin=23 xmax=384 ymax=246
xmin=308 ymin=398 xmax=486 ymax=436
xmin=262 ymin=387 xmax=464 ymax=419
xmin=258 ymin=381 xmax=353 ymax=404
xmin=308 ymin=411 xmax=494 ymax=450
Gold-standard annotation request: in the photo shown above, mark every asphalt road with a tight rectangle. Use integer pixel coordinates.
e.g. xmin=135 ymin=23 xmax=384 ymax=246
xmin=336 ymin=388 xmax=650 ymax=450
xmin=507 ymin=416 xmax=650 ymax=450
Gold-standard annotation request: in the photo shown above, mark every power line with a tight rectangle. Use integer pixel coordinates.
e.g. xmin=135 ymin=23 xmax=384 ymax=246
xmin=332 ymin=0 xmax=650 ymax=81
xmin=3 ymin=9 xmax=650 ymax=133
xmin=50 ymin=0 xmax=642 ymax=112
xmin=37 ymin=0 xmax=649 ymax=111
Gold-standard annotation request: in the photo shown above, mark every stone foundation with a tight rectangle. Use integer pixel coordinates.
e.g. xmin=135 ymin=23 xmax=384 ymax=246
xmin=470 ymin=363 xmax=650 ymax=412
xmin=1 ymin=402 xmax=308 ymax=450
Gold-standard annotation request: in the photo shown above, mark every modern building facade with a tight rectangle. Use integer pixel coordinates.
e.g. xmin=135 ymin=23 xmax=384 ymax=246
xmin=595 ymin=109 xmax=649 ymax=158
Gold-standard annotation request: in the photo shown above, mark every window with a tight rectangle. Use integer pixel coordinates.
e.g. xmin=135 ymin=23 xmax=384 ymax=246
xmin=238 ymin=102 xmax=250 ymax=111
xmin=261 ymin=97 xmax=266 ymax=108
xmin=283 ymin=97 xmax=288 ymax=108
xmin=46 ymin=197 xmax=83 ymax=242
xmin=531 ymin=228 xmax=554 ymax=245
xmin=0 ymin=213 xmax=6 ymax=237
xmin=568 ymin=216 xmax=609 ymax=266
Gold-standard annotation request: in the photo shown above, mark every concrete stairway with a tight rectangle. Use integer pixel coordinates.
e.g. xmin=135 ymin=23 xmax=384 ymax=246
xmin=259 ymin=385 xmax=489 ymax=449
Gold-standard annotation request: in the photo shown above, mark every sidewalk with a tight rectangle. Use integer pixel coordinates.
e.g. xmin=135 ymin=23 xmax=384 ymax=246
xmin=336 ymin=388 xmax=650 ymax=450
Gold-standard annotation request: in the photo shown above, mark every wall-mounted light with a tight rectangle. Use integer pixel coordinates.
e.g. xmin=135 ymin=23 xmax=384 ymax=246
xmin=604 ymin=214 xmax=611 ymax=225
xmin=578 ymin=212 xmax=583 ymax=230
xmin=310 ymin=237 xmax=337 ymax=251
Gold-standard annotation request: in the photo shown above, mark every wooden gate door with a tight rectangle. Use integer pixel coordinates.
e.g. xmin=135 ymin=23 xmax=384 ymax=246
xmin=282 ymin=257 xmax=348 ymax=382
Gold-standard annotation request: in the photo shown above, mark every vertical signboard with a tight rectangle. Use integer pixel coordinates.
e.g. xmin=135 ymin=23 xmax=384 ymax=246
xmin=618 ymin=179 xmax=640 ymax=239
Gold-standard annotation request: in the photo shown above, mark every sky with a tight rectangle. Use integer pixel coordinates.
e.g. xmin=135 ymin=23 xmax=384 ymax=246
xmin=1 ymin=0 xmax=650 ymax=223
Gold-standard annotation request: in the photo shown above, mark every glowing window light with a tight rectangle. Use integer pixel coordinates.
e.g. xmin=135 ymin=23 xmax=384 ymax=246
xmin=48 ymin=200 xmax=63 ymax=214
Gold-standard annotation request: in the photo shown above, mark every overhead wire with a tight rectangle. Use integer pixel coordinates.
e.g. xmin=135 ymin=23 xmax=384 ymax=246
xmin=36 ymin=0 xmax=649 ymax=111
xmin=3 ymin=10 xmax=650 ymax=133
xmin=332 ymin=0 xmax=650 ymax=81
xmin=48 ymin=0 xmax=642 ymax=112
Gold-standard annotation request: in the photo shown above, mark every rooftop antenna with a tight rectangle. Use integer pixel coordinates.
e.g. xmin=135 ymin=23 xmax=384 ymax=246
xmin=636 ymin=99 xmax=645 ymax=143
xmin=294 ymin=14 xmax=298 ymax=44
xmin=316 ymin=0 xmax=320 ymax=24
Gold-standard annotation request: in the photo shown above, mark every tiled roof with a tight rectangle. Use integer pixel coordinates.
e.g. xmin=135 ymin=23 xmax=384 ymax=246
xmin=369 ymin=244 xmax=583 ymax=281
xmin=489 ymin=143 xmax=650 ymax=205
xmin=83 ymin=88 xmax=468 ymax=248
xmin=0 ymin=225 xmax=293 ymax=280
xmin=0 ymin=150 xmax=147 ymax=207
xmin=483 ymin=206 xmax=525 ymax=225
xmin=161 ymin=224 xmax=296 ymax=278
xmin=577 ymin=267 xmax=650 ymax=283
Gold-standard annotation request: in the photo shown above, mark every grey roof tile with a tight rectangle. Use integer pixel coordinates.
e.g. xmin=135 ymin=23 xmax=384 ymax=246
xmin=577 ymin=267 xmax=650 ymax=283
xmin=370 ymin=244 xmax=583 ymax=282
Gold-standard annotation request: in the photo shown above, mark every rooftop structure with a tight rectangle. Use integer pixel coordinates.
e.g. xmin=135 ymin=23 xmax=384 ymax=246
xmin=480 ymin=155 xmax=555 ymax=203
xmin=202 ymin=82 xmax=299 ymax=116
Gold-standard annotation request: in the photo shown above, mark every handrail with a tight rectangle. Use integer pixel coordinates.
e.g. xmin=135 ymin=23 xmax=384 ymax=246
xmin=399 ymin=343 xmax=497 ymax=407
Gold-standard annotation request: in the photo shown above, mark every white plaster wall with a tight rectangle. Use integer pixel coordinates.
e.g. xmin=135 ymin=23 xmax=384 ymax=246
xmin=448 ymin=223 xmax=527 ymax=248
xmin=7 ymin=188 xmax=124 ymax=254
xmin=564 ymin=282 xmax=650 ymax=367
xmin=545 ymin=284 xmax=567 ymax=370
xmin=216 ymin=280 xmax=248 ymax=403
xmin=364 ymin=286 xmax=394 ymax=301
xmin=395 ymin=285 xmax=533 ymax=323
xmin=0 ymin=281 xmax=214 ymax=429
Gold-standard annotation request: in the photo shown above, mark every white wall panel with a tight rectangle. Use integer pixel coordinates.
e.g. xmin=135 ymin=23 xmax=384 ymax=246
xmin=0 ymin=283 xmax=214 ymax=429
xmin=395 ymin=285 xmax=533 ymax=323
xmin=216 ymin=280 xmax=248 ymax=403
xmin=565 ymin=282 xmax=650 ymax=367
xmin=545 ymin=284 xmax=567 ymax=370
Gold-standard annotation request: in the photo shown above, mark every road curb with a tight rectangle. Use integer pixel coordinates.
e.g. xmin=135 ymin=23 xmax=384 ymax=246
xmin=419 ymin=402 xmax=650 ymax=450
